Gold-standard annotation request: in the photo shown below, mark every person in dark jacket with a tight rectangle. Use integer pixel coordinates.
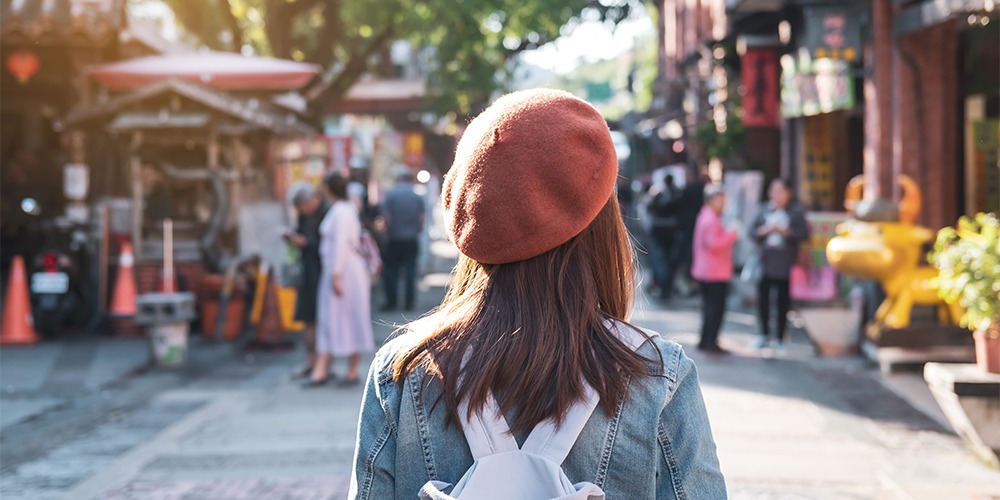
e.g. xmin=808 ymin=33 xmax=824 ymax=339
xmin=675 ymin=166 xmax=705 ymax=295
xmin=379 ymin=169 xmax=426 ymax=311
xmin=285 ymin=183 xmax=331 ymax=377
xmin=641 ymin=171 xmax=681 ymax=299
xmin=750 ymin=178 xmax=809 ymax=351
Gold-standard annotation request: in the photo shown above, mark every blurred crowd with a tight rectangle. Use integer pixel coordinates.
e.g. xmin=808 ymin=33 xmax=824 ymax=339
xmin=282 ymin=159 xmax=812 ymax=384
xmin=284 ymin=169 xmax=425 ymax=388
xmin=628 ymin=165 xmax=809 ymax=356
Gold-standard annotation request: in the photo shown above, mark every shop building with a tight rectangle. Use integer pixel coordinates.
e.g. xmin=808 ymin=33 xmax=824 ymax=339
xmin=650 ymin=0 xmax=999 ymax=225
xmin=1 ymin=3 xmax=322 ymax=332
xmin=868 ymin=0 xmax=999 ymax=228
xmin=1 ymin=0 xmax=125 ymax=280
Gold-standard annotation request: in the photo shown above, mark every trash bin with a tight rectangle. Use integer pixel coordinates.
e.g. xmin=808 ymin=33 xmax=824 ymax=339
xmin=136 ymin=292 xmax=196 ymax=367
xmin=147 ymin=322 xmax=188 ymax=367
xmin=199 ymin=274 xmax=246 ymax=341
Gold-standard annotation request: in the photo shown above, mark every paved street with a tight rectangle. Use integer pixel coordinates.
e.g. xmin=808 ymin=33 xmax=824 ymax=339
xmin=2 ymin=245 xmax=999 ymax=499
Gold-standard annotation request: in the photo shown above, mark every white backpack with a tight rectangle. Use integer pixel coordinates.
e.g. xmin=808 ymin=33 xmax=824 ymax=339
xmin=418 ymin=384 xmax=605 ymax=500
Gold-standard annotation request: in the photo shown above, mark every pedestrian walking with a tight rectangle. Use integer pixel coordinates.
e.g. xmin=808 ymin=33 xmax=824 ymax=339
xmin=691 ymin=184 xmax=739 ymax=354
xmin=750 ymin=178 xmax=809 ymax=352
xmin=641 ymin=169 xmax=681 ymax=299
xmin=349 ymin=89 xmax=725 ymax=499
xmin=675 ymin=165 xmax=706 ymax=296
xmin=379 ymin=169 xmax=425 ymax=312
xmin=284 ymin=183 xmax=331 ymax=379
xmin=304 ymin=172 xmax=375 ymax=388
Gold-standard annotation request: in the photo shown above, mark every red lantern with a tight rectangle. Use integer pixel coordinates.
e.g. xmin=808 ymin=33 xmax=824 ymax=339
xmin=6 ymin=50 xmax=40 ymax=84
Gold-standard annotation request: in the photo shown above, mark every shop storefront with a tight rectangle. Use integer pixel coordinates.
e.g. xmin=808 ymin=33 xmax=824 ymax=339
xmin=780 ymin=3 xmax=866 ymax=212
xmin=874 ymin=0 xmax=999 ymax=228
xmin=959 ymin=17 xmax=999 ymax=216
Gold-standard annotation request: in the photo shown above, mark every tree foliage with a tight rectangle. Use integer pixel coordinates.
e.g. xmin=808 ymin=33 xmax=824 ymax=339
xmin=544 ymin=27 xmax=656 ymax=121
xmin=156 ymin=0 xmax=643 ymax=116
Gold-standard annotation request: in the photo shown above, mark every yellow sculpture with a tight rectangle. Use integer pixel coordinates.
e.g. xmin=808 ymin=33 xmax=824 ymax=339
xmin=826 ymin=175 xmax=963 ymax=330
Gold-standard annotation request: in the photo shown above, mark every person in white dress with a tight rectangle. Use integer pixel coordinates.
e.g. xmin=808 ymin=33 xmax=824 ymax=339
xmin=304 ymin=172 xmax=375 ymax=387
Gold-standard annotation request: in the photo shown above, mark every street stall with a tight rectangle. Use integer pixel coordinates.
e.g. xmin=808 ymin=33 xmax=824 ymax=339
xmin=64 ymin=76 xmax=316 ymax=338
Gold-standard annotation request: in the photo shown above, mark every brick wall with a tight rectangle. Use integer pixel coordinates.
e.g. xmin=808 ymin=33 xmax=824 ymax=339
xmin=866 ymin=0 xmax=961 ymax=229
xmin=897 ymin=21 xmax=960 ymax=229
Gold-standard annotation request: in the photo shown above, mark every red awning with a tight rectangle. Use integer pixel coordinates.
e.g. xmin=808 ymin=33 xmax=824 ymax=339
xmin=89 ymin=51 xmax=320 ymax=92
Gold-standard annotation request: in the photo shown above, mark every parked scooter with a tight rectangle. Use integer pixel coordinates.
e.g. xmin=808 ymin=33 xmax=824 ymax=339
xmin=20 ymin=198 xmax=93 ymax=338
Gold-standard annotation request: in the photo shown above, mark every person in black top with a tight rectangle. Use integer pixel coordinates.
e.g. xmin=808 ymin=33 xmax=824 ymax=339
xmin=750 ymin=178 xmax=809 ymax=351
xmin=675 ymin=167 xmax=706 ymax=296
xmin=285 ymin=183 xmax=331 ymax=378
xmin=641 ymin=172 xmax=682 ymax=299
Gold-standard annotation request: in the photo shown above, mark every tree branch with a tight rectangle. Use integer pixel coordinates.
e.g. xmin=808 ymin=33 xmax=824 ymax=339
xmin=308 ymin=25 xmax=396 ymax=117
xmin=265 ymin=0 xmax=322 ymax=58
xmin=307 ymin=0 xmax=343 ymax=66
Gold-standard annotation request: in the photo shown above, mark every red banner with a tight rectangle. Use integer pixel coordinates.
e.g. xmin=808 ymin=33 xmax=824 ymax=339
xmin=741 ymin=49 xmax=780 ymax=128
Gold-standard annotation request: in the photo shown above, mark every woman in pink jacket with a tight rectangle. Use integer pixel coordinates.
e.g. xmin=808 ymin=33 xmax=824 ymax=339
xmin=691 ymin=184 xmax=739 ymax=354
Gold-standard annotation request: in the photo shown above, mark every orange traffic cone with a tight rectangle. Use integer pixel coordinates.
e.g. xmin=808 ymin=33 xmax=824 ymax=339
xmin=109 ymin=243 xmax=142 ymax=337
xmin=245 ymin=263 xmax=294 ymax=351
xmin=111 ymin=243 xmax=137 ymax=315
xmin=1 ymin=256 xmax=39 ymax=345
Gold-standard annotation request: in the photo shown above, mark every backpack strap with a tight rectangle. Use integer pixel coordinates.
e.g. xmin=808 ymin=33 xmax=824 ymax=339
xmin=458 ymin=393 xmax=518 ymax=460
xmin=521 ymin=321 xmax=651 ymax=464
xmin=459 ymin=321 xmax=652 ymax=463
xmin=519 ymin=383 xmax=600 ymax=464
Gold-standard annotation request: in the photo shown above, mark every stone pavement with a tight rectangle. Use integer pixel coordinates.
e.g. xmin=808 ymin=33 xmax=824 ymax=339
xmin=631 ymin=297 xmax=1000 ymax=499
xmin=1 ymin=336 xmax=151 ymax=428
xmin=2 ymin=244 xmax=999 ymax=499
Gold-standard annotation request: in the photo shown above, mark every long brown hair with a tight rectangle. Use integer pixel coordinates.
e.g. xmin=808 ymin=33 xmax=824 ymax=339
xmin=393 ymin=196 xmax=661 ymax=434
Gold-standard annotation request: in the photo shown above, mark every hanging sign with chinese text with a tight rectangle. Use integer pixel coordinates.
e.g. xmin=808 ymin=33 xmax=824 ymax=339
xmin=802 ymin=6 xmax=862 ymax=62
xmin=801 ymin=114 xmax=835 ymax=210
xmin=741 ymin=48 xmax=781 ymax=128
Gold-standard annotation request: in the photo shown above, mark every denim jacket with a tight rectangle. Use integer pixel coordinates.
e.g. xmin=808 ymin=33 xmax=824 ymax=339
xmin=349 ymin=321 xmax=727 ymax=499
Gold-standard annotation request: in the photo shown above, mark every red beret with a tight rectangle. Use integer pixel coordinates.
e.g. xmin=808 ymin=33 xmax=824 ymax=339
xmin=443 ymin=89 xmax=618 ymax=264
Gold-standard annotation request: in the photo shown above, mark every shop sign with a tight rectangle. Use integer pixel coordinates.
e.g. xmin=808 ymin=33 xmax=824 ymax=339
xmin=275 ymin=137 xmax=337 ymax=201
xmin=741 ymin=48 xmax=781 ymax=127
xmin=586 ymin=81 xmax=614 ymax=102
xmin=802 ymin=6 xmax=862 ymax=62
xmin=781 ymin=50 xmax=855 ymax=118
xmin=372 ymin=132 xmax=401 ymax=182
xmin=63 ymin=163 xmax=89 ymax=201
xmin=326 ymin=135 xmax=352 ymax=173
xmin=801 ymin=114 xmax=835 ymax=210
xmin=790 ymin=211 xmax=850 ymax=302
xmin=403 ymin=132 xmax=424 ymax=168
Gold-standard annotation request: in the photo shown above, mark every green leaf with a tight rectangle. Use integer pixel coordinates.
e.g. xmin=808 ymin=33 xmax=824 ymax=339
xmin=931 ymin=212 xmax=1000 ymax=330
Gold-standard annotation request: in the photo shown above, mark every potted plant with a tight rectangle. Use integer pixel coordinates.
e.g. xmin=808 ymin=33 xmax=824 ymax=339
xmin=929 ymin=212 xmax=1000 ymax=374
